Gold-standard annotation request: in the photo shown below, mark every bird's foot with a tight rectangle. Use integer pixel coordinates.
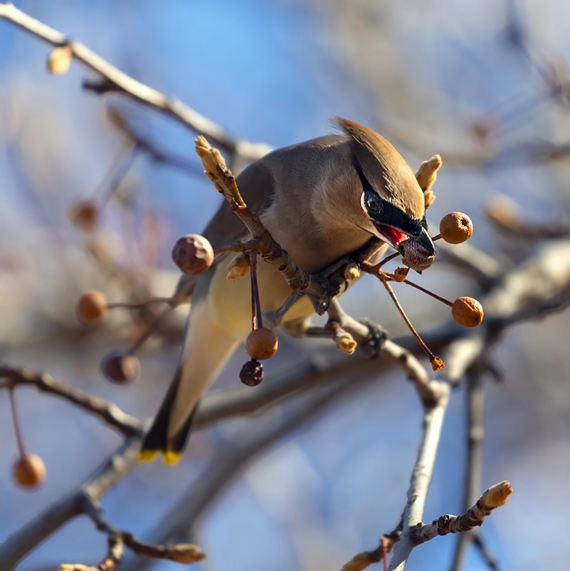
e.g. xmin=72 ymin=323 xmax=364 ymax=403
xmin=358 ymin=319 xmax=388 ymax=359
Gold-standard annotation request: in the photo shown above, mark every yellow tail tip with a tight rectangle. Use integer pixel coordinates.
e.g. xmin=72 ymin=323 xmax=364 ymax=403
xmin=138 ymin=449 xmax=181 ymax=465
xmin=163 ymin=450 xmax=181 ymax=465
xmin=138 ymin=449 xmax=159 ymax=463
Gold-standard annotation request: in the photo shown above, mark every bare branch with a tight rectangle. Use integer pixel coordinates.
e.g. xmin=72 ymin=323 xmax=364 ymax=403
xmin=81 ymin=495 xmax=204 ymax=566
xmin=0 ymin=438 xmax=140 ymax=570
xmin=0 ymin=3 xmax=272 ymax=162
xmin=60 ymin=534 xmax=123 ymax=571
xmin=451 ymin=370 xmax=487 ymax=570
xmin=436 ymin=242 xmax=503 ymax=287
xmin=0 ymin=365 xmax=143 ymax=437
xmin=387 ymin=381 xmax=450 ymax=571
xmin=130 ymin=379 xmax=357 ymax=571
xmin=412 ymin=481 xmax=513 ymax=543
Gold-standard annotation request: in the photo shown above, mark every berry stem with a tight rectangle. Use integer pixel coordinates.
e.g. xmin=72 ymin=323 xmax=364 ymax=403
xmin=106 ymin=298 xmax=173 ymax=310
xmin=377 ymin=251 xmax=400 ymax=267
xmin=249 ymin=252 xmax=263 ymax=329
xmin=399 ymin=278 xmax=454 ymax=307
xmin=8 ymin=389 xmax=27 ymax=458
xmin=214 ymin=246 xmax=245 ymax=256
xmin=431 ymin=233 xmax=442 ymax=241
xmin=378 ymin=274 xmax=438 ymax=362
xmin=127 ymin=305 xmax=173 ymax=355
xmin=99 ymin=143 xmax=139 ymax=205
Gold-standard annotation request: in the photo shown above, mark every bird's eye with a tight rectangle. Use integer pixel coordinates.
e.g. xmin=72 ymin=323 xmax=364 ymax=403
xmin=364 ymin=190 xmax=382 ymax=216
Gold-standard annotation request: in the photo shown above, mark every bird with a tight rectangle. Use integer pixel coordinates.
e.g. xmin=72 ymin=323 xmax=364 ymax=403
xmin=139 ymin=117 xmax=435 ymax=464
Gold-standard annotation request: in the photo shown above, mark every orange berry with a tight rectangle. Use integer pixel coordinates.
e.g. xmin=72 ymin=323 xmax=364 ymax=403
xmin=452 ymin=297 xmax=484 ymax=328
xmin=239 ymin=359 xmax=264 ymax=386
xmin=172 ymin=234 xmax=214 ymax=275
xmin=75 ymin=291 xmax=107 ymax=324
xmin=245 ymin=328 xmax=278 ymax=360
xmin=69 ymin=200 xmax=99 ymax=231
xmin=400 ymin=239 xmax=435 ymax=272
xmin=101 ymin=352 xmax=140 ymax=384
xmin=439 ymin=212 xmax=473 ymax=244
xmin=13 ymin=454 xmax=46 ymax=489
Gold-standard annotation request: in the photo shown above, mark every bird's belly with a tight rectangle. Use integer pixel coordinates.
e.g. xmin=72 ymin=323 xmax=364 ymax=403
xmin=208 ymin=254 xmax=314 ymax=339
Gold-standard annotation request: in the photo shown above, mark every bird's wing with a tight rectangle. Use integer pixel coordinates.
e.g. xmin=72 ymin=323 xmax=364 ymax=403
xmin=202 ymin=134 xmax=347 ymax=249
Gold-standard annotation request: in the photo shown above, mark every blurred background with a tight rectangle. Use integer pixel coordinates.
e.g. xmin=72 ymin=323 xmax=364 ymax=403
xmin=1 ymin=0 xmax=570 ymax=569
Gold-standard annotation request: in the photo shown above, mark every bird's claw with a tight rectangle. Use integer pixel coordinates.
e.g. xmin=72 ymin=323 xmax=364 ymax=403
xmin=358 ymin=319 xmax=388 ymax=359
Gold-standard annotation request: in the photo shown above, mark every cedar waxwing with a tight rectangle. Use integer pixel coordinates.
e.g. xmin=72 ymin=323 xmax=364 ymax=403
xmin=139 ymin=117 xmax=435 ymax=464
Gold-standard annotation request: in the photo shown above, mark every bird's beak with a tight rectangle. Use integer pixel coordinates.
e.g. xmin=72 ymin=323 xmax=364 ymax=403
xmin=373 ymin=222 xmax=435 ymax=258
xmin=361 ymin=189 xmax=436 ymax=258
xmin=372 ymin=222 xmax=408 ymax=249
xmin=407 ymin=226 xmax=435 ymax=258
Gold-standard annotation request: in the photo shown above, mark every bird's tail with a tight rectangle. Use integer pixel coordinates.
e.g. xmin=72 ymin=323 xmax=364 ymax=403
xmin=139 ymin=300 xmax=239 ymax=465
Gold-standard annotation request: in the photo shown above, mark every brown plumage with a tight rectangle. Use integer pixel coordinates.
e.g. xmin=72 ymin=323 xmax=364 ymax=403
xmin=335 ymin=117 xmax=425 ymax=219
xmin=140 ymin=118 xmax=432 ymax=463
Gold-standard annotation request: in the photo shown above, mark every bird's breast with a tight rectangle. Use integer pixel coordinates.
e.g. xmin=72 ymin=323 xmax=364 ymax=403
xmin=208 ymin=254 xmax=314 ymax=339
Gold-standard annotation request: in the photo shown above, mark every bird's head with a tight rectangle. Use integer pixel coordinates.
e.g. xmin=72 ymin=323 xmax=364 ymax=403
xmin=336 ymin=117 xmax=435 ymax=266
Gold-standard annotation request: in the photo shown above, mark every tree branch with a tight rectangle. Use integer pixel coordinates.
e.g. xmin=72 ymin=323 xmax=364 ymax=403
xmin=0 ymin=3 xmax=272 ymax=162
xmin=387 ymin=381 xmax=450 ymax=571
xmin=0 ymin=365 xmax=143 ymax=437
xmin=451 ymin=369 xmax=487 ymax=570
xmin=412 ymin=481 xmax=512 ymax=543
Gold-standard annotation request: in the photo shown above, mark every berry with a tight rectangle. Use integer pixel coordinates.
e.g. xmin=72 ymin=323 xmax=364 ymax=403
xmin=13 ymin=454 xmax=46 ymax=489
xmin=75 ymin=291 xmax=107 ymax=324
xmin=101 ymin=352 xmax=140 ymax=384
xmin=400 ymin=239 xmax=435 ymax=272
xmin=245 ymin=328 xmax=278 ymax=360
xmin=172 ymin=234 xmax=214 ymax=275
xmin=439 ymin=212 xmax=473 ymax=244
xmin=69 ymin=200 xmax=99 ymax=231
xmin=240 ymin=359 xmax=264 ymax=386
xmin=452 ymin=297 xmax=484 ymax=328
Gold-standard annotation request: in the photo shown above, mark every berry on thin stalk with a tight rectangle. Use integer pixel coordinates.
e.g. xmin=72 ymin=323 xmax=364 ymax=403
xmin=452 ymin=297 xmax=484 ymax=327
xmin=101 ymin=351 xmax=140 ymax=384
xmin=439 ymin=212 xmax=473 ymax=244
xmin=246 ymin=327 xmax=278 ymax=360
xmin=75 ymin=291 xmax=108 ymax=324
xmin=13 ymin=454 xmax=46 ymax=489
xmin=69 ymin=200 xmax=99 ymax=231
xmin=240 ymin=359 xmax=264 ymax=386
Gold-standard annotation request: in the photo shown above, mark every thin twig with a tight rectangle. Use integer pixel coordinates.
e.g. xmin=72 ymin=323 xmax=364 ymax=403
xmin=387 ymin=381 xmax=450 ymax=571
xmin=8 ymin=388 xmax=28 ymax=457
xmin=0 ymin=3 xmax=272 ymax=162
xmin=0 ymin=366 xmax=143 ymax=437
xmin=129 ymin=379 xmax=358 ymax=570
xmin=412 ymin=481 xmax=512 ymax=543
xmin=451 ymin=369 xmax=486 ymax=570
xmin=80 ymin=494 xmax=204 ymax=566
